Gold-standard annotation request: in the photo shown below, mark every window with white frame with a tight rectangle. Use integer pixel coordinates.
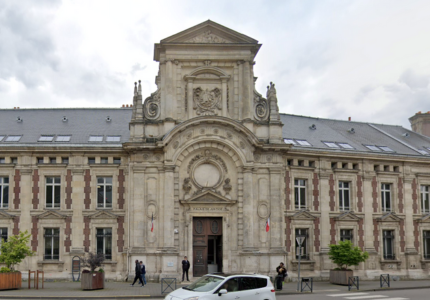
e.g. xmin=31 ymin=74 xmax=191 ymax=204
xmin=294 ymin=179 xmax=306 ymax=209
xmin=421 ymin=185 xmax=430 ymax=214
xmin=96 ymin=228 xmax=112 ymax=260
xmin=0 ymin=177 xmax=9 ymax=209
xmin=424 ymin=231 xmax=430 ymax=260
xmin=340 ymin=229 xmax=353 ymax=242
xmin=44 ymin=228 xmax=59 ymax=260
xmin=97 ymin=177 xmax=112 ymax=208
xmin=382 ymin=230 xmax=395 ymax=260
xmin=46 ymin=177 xmax=61 ymax=208
xmin=339 ymin=181 xmax=350 ymax=211
xmin=381 ymin=183 xmax=392 ymax=212
xmin=295 ymin=228 xmax=308 ymax=260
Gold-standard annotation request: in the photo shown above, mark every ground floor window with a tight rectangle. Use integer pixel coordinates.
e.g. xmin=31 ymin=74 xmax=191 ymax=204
xmin=96 ymin=228 xmax=112 ymax=260
xmin=0 ymin=228 xmax=7 ymax=253
xmin=295 ymin=228 xmax=309 ymax=260
xmin=383 ymin=230 xmax=395 ymax=260
xmin=340 ymin=229 xmax=353 ymax=242
xmin=44 ymin=228 xmax=59 ymax=260
xmin=424 ymin=231 xmax=430 ymax=259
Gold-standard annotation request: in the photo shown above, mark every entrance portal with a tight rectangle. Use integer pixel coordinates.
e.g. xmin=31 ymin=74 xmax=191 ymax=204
xmin=193 ymin=217 xmax=223 ymax=277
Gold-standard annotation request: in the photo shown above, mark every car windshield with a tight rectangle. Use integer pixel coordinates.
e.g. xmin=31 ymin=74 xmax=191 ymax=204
xmin=186 ymin=276 xmax=224 ymax=292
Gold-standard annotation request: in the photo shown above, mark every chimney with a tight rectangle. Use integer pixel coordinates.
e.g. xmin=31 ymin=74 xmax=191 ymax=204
xmin=348 ymin=117 xmax=351 ymax=121
xmin=409 ymin=112 xmax=430 ymax=137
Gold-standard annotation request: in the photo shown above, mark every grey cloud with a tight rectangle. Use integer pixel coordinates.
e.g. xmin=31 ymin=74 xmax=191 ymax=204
xmin=398 ymin=69 xmax=429 ymax=89
xmin=0 ymin=1 xmax=60 ymax=88
xmin=131 ymin=63 xmax=147 ymax=75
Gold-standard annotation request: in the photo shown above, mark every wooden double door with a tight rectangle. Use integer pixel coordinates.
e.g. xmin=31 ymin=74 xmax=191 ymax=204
xmin=193 ymin=217 xmax=223 ymax=277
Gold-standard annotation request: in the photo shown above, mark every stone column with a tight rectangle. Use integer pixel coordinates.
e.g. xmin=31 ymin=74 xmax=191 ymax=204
xmin=237 ymin=61 xmax=244 ymax=120
xmin=363 ymin=174 xmax=377 ymax=252
xmin=165 ymin=60 xmax=174 ymax=118
xmin=220 ymin=76 xmax=229 ymax=117
xmin=185 ymin=76 xmax=196 ymax=119
xmin=242 ymin=61 xmax=250 ymax=119
xmin=164 ymin=165 xmax=175 ymax=249
xmin=404 ymin=176 xmax=417 ymax=253
xmin=319 ymin=171 xmax=331 ymax=253
xmin=270 ymin=167 xmax=283 ymax=250
xmin=71 ymin=169 xmax=85 ymax=253
xmin=242 ymin=167 xmax=254 ymax=250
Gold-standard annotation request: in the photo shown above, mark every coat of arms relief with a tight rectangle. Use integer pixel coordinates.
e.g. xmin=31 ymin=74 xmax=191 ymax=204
xmin=193 ymin=87 xmax=222 ymax=116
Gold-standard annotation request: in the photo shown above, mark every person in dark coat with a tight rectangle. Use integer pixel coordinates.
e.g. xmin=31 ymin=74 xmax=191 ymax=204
xmin=182 ymin=256 xmax=190 ymax=282
xmin=275 ymin=262 xmax=287 ymax=290
xmin=140 ymin=261 xmax=146 ymax=285
xmin=130 ymin=259 xmax=144 ymax=287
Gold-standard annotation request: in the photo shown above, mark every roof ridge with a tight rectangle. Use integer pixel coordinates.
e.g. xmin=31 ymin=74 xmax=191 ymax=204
xmin=279 ymin=113 xmax=406 ymax=128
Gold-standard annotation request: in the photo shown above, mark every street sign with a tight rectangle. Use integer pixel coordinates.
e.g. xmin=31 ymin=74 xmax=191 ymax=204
xmin=296 ymin=237 xmax=305 ymax=245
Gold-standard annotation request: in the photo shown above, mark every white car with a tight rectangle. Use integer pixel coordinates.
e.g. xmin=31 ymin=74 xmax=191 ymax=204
xmin=164 ymin=273 xmax=276 ymax=300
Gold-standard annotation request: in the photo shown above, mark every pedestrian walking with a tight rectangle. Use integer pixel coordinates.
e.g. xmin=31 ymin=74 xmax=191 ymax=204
xmin=140 ymin=261 xmax=147 ymax=285
xmin=275 ymin=262 xmax=287 ymax=290
xmin=130 ymin=259 xmax=144 ymax=287
xmin=182 ymin=256 xmax=190 ymax=282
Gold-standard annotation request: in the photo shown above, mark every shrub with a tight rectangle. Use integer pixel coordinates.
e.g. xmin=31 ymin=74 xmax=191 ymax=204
xmin=98 ymin=268 xmax=104 ymax=273
xmin=80 ymin=252 xmax=105 ymax=273
xmin=0 ymin=231 xmax=34 ymax=271
xmin=0 ymin=267 xmax=11 ymax=273
xmin=328 ymin=240 xmax=369 ymax=270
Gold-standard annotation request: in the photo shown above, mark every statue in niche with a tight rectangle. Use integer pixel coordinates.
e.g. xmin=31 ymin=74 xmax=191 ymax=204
xmin=223 ymin=178 xmax=232 ymax=199
xmin=183 ymin=177 xmax=192 ymax=199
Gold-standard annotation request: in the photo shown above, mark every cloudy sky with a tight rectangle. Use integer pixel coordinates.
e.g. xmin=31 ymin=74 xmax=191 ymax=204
xmin=1 ymin=0 xmax=430 ymax=128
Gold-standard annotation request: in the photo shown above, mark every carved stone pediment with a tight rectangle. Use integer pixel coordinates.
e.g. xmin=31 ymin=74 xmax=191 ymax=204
xmin=290 ymin=210 xmax=317 ymax=221
xmin=0 ymin=210 xmax=15 ymax=219
xmin=181 ymin=190 xmax=235 ymax=205
xmin=160 ymin=20 xmax=258 ymax=45
xmin=416 ymin=213 xmax=430 ymax=223
xmin=37 ymin=210 xmax=67 ymax=219
xmin=88 ymin=211 xmax=119 ymax=220
xmin=335 ymin=211 xmax=362 ymax=221
xmin=377 ymin=212 xmax=403 ymax=222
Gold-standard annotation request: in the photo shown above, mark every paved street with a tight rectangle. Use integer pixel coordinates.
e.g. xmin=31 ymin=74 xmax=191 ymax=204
xmin=0 ymin=279 xmax=429 ymax=299
xmin=276 ymin=288 xmax=430 ymax=300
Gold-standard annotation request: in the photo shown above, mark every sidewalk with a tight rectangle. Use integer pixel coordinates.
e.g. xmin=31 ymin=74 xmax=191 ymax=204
xmin=0 ymin=279 xmax=429 ymax=299
xmin=276 ymin=279 xmax=430 ymax=295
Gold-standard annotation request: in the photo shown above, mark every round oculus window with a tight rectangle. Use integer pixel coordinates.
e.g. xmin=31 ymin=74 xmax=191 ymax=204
xmin=194 ymin=163 xmax=220 ymax=187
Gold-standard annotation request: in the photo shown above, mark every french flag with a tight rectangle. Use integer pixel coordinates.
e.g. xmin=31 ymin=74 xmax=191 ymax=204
xmin=265 ymin=216 xmax=270 ymax=232
xmin=151 ymin=213 xmax=154 ymax=232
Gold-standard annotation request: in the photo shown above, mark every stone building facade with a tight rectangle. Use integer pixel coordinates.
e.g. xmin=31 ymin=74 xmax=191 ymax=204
xmin=1 ymin=21 xmax=430 ymax=281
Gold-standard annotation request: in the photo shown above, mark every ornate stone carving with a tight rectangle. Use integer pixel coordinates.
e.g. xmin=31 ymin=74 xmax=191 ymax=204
xmin=223 ymin=178 xmax=232 ymax=199
xmin=143 ymin=88 xmax=161 ymax=120
xmin=254 ymin=89 xmax=269 ymax=121
xmin=173 ymin=141 xmax=179 ymax=149
xmin=186 ymin=31 xmax=230 ymax=43
xmin=183 ymin=177 xmax=192 ymax=199
xmin=266 ymin=82 xmax=280 ymax=122
xmin=193 ymin=87 xmax=222 ymax=116
xmin=187 ymin=150 xmax=228 ymax=174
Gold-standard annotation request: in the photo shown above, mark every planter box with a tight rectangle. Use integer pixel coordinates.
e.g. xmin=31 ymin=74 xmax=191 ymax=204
xmin=329 ymin=270 xmax=353 ymax=285
xmin=0 ymin=272 xmax=22 ymax=290
xmin=81 ymin=272 xmax=105 ymax=290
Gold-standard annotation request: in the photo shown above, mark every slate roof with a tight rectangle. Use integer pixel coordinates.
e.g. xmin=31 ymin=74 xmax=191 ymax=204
xmin=0 ymin=108 xmax=132 ymax=147
xmin=280 ymin=114 xmax=430 ymax=157
xmin=1 ymin=108 xmax=430 ymax=158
